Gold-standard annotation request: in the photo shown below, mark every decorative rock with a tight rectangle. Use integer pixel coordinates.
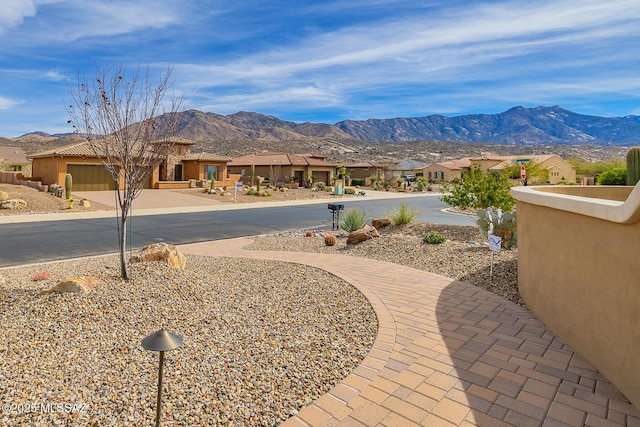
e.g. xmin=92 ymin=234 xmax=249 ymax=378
xmin=346 ymin=225 xmax=380 ymax=245
xmin=40 ymin=276 xmax=101 ymax=294
xmin=0 ymin=199 xmax=27 ymax=209
xmin=132 ymin=242 xmax=186 ymax=269
xmin=372 ymin=218 xmax=392 ymax=230
xmin=79 ymin=199 xmax=91 ymax=207
xmin=0 ymin=191 xmax=8 ymax=201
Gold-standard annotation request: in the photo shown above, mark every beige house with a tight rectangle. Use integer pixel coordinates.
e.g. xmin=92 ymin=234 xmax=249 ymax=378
xmin=418 ymin=158 xmax=472 ymax=183
xmin=0 ymin=146 xmax=31 ymax=176
xmin=344 ymin=162 xmax=387 ymax=182
xmin=29 ymin=139 xmax=235 ymax=191
xmin=473 ymin=154 xmax=576 ymax=184
xmin=228 ymin=152 xmax=337 ymax=185
xmin=418 ymin=154 xmax=576 ymax=184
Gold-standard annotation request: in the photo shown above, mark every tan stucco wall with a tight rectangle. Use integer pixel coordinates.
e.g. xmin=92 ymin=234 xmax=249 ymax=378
xmin=513 ymin=185 xmax=640 ymax=408
xmin=32 ymin=157 xmax=67 ymax=186
xmin=421 ymin=164 xmax=463 ymax=182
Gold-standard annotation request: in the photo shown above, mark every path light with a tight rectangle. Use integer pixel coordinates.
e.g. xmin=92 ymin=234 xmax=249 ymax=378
xmin=142 ymin=329 xmax=183 ymax=427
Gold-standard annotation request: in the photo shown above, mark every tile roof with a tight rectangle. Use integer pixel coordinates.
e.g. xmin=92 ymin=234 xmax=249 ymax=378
xmin=228 ymin=152 xmax=336 ymax=167
xmin=183 ymin=152 xmax=231 ymax=162
xmin=0 ymin=146 xmax=29 ymax=163
xmin=28 ymin=141 xmax=97 ymax=158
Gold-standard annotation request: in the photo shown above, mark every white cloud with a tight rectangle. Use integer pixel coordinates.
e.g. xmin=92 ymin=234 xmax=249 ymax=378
xmin=0 ymin=96 xmax=20 ymax=110
xmin=0 ymin=0 xmax=36 ymax=32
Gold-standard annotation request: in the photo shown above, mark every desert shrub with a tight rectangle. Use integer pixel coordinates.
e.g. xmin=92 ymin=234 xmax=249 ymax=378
xmin=316 ymin=182 xmax=326 ymax=191
xmin=441 ymin=166 xmax=514 ymax=211
xmin=423 ymin=231 xmax=446 ymax=244
xmin=324 ymin=233 xmax=337 ymax=246
xmin=246 ymin=188 xmax=257 ymax=195
xmin=597 ymin=167 xmax=627 ymax=185
xmin=339 ymin=208 xmax=368 ymax=232
xmin=477 ymin=208 xmax=517 ymax=249
xmin=351 ymin=178 xmax=365 ymax=186
xmin=387 ymin=202 xmax=419 ymax=225
xmin=264 ymin=190 xmax=273 ymax=196
xmin=344 ymin=187 xmax=356 ymax=194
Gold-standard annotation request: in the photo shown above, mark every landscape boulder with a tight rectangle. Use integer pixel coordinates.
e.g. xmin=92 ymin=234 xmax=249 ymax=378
xmin=40 ymin=276 xmax=101 ymax=295
xmin=79 ymin=199 xmax=91 ymax=207
xmin=346 ymin=225 xmax=380 ymax=245
xmin=132 ymin=242 xmax=186 ymax=269
xmin=0 ymin=199 xmax=27 ymax=210
xmin=372 ymin=218 xmax=393 ymax=230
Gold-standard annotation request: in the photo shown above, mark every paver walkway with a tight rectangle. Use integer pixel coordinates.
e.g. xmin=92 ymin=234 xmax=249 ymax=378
xmin=180 ymin=238 xmax=640 ymax=426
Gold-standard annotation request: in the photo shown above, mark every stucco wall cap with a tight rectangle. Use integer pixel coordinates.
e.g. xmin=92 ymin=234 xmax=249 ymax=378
xmin=511 ymin=184 xmax=640 ymax=224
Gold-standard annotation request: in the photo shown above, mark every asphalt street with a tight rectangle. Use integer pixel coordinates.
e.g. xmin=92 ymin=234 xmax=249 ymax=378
xmin=0 ymin=196 xmax=475 ymax=268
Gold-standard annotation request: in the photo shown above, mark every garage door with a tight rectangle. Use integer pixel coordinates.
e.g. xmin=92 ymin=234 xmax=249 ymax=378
xmin=313 ymin=171 xmax=330 ymax=184
xmin=67 ymin=164 xmax=117 ymax=191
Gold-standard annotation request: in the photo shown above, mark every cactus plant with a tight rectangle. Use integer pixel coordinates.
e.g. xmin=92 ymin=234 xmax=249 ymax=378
xmin=627 ymin=147 xmax=640 ymax=186
xmin=250 ymin=163 xmax=255 ymax=187
xmin=64 ymin=173 xmax=72 ymax=200
xmin=477 ymin=208 xmax=518 ymax=249
xmin=305 ymin=230 xmax=313 ymax=237
xmin=324 ymin=233 xmax=337 ymax=246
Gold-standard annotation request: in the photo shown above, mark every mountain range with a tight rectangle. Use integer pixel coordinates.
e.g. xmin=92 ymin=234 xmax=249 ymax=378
xmin=2 ymin=106 xmax=637 ymax=163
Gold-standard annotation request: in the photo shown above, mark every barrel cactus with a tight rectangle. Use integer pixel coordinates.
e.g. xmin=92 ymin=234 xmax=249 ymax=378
xmin=65 ymin=173 xmax=73 ymax=200
xmin=477 ymin=208 xmax=517 ymax=249
xmin=627 ymin=147 xmax=640 ymax=186
xmin=324 ymin=233 xmax=337 ymax=246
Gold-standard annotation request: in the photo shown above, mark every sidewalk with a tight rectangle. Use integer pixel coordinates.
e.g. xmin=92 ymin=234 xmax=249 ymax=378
xmin=180 ymin=238 xmax=640 ymax=426
xmin=0 ymin=188 xmax=436 ymax=224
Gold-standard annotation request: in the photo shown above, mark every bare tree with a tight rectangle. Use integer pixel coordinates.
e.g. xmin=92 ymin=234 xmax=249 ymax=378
xmin=66 ymin=65 xmax=182 ymax=279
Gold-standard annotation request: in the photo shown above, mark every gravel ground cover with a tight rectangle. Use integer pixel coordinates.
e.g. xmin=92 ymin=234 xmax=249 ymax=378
xmin=247 ymin=223 xmax=522 ymax=307
xmin=0 ymin=184 xmax=113 ymax=215
xmin=0 ymin=256 xmax=377 ymax=426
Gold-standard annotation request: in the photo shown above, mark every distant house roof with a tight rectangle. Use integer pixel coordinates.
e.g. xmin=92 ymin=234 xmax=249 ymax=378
xmin=29 ymin=141 xmax=96 ymax=158
xmin=0 ymin=146 xmax=29 ymax=164
xmin=183 ymin=152 xmax=231 ymax=162
xmin=390 ymin=159 xmax=428 ymax=171
xmin=29 ymin=138 xmax=197 ymax=159
xmin=419 ymin=158 xmax=472 ymax=171
xmin=345 ymin=162 xmax=384 ymax=168
xmin=228 ymin=152 xmax=335 ymax=167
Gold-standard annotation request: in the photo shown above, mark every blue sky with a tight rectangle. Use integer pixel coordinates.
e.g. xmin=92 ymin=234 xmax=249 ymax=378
xmin=0 ymin=0 xmax=639 ymax=137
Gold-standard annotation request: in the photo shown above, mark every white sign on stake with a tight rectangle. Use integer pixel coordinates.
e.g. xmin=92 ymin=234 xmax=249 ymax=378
xmin=234 ymin=181 xmax=243 ymax=203
xmin=488 ymin=233 xmax=502 ymax=281
xmin=488 ymin=234 xmax=502 ymax=252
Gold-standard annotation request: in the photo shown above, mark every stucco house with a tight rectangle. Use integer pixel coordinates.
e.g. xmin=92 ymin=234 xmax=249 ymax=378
xmin=227 ymin=152 xmax=337 ymax=185
xmin=344 ymin=162 xmax=387 ymax=182
xmin=0 ymin=146 xmax=31 ymax=175
xmin=418 ymin=158 xmax=472 ymax=183
xmin=418 ymin=154 xmax=576 ymax=184
xmin=29 ymin=139 xmax=234 ymax=191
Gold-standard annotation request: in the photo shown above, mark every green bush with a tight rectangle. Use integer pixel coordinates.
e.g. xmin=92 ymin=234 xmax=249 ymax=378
xmin=264 ymin=190 xmax=273 ymax=196
xmin=597 ymin=167 xmax=627 ymax=185
xmin=423 ymin=231 xmax=446 ymax=244
xmin=441 ymin=166 xmax=514 ymax=211
xmin=344 ymin=187 xmax=356 ymax=194
xmin=387 ymin=202 xmax=419 ymax=225
xmin=351 ymin=178 xmax=365 ymax=186
xmin=316 ymin=182 xmax=326 ymax=191
xmin=339 ymin=208 xmax=368 ymax=232
xmin=246 ymin=188 xmax=257 ymax=195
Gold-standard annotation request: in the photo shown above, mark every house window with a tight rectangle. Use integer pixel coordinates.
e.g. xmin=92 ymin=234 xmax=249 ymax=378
xmin=207 ymin=165 xmax=218 ymax=181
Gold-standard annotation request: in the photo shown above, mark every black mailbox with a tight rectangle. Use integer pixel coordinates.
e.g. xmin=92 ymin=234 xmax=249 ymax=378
xmin=328 ymin=203 xmax=344 ymax=230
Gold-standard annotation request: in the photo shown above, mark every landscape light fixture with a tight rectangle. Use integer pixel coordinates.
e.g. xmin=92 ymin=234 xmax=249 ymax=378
xmin=141 ymin=329 xmax=183 ymax=427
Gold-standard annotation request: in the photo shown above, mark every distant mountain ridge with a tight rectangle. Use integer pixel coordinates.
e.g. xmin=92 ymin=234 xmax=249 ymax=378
xmin=5 ymin=106 xmax=639 ymax=160
xmin=335 ymin=106 xmax=640 ymax=145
